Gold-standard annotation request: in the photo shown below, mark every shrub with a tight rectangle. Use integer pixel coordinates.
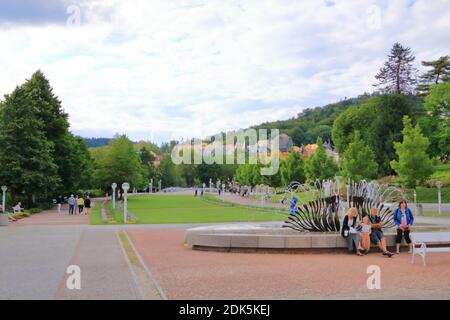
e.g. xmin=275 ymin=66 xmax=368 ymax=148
xmin=28 ymin=208 xmax=43 ymax=214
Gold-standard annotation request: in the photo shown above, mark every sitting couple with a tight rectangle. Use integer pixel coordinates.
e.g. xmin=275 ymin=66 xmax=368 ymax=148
xmin=341 ymin=200 xmax=414 ymax=257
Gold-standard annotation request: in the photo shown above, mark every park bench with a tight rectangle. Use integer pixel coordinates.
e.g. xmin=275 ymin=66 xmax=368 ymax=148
xmin=411 ymin=232 xmax=450 ymax=266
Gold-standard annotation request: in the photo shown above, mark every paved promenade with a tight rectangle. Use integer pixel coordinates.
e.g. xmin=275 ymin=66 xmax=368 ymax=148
xmin=1 ymin=202 xmax=450 ymax=300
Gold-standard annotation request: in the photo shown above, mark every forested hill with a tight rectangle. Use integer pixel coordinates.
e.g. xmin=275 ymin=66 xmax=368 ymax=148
xmin=251 ymin=95 xmax=369 ymax=146
xmin=84 ymin=137 xmax=111 ymax=148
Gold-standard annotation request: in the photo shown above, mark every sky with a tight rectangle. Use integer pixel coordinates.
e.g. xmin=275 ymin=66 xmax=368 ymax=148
xmin=0 ymin=0 xmax=449 ymax=143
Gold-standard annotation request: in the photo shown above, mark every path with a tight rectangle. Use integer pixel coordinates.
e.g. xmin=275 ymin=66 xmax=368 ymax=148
xmin=0 ymin=203 xmax=140 ymax=300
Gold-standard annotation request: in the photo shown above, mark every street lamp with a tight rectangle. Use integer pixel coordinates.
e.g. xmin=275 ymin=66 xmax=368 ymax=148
xmin=437 ymin=181 xmax=443 ymax=215
xmin=209 ymin=178 xmax=212 ymax=193
xmin=111 ymin=183 xmax=117 ymax=209
xmin=1 ymin=186 xmax=7 ymax=213
xmin=149 ymin=179 xmax=153 ymax=194
xmin=158 ymin=180 xmax=162 ymax=192
xmin=122 ymin=182 xmax=130 ymax=224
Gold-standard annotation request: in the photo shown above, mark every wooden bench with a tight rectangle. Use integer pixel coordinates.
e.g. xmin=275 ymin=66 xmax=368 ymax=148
xmin=411 ymin=232 xmax=450 ymax=266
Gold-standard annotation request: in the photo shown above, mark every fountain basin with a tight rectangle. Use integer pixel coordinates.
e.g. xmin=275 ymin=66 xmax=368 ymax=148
xmin=185 ymin=222 xmax=450 ymax=251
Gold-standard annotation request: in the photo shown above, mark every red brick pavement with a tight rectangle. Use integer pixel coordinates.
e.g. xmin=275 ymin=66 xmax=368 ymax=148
xmin=127 ymin=229 xmax=450 ymax=299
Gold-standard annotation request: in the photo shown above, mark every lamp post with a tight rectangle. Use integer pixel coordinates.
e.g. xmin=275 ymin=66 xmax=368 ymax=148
xmin=437 ymin=181 xmax=443 ymax=215
xmin=122 ymin=182 xmax=130 ymax=224
xmin=209 ymin=178 xmax=212 ymax=193
xmin=1 ymin=186 xmax=7 ymax=213
xmin=158 ymin=180 xmax=162 ymax=192
xmin=149 ymin=179 xmax=153 ymax=194
xmin=111 ymin=183 xmax=117 ymax=209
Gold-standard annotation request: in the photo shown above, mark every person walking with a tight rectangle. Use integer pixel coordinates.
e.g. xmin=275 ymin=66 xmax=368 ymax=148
xmin=56 ymin=195 xmax=63 ymax=213
xmin=77 ymin=195 xmax=84 ymax=214
xmin=394 ymin=199 xmax=414 ymax=254
xmin=68 ymin=195 xmax=75 ymax=215
xmin=84 ymin=197 xmax=91 ymax=215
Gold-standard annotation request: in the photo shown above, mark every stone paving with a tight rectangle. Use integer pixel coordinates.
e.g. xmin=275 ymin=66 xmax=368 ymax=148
xmin=127 ymin=228 xmax=450 ymax=300
xmin=1 ymin=201 xmax=450 ymax=300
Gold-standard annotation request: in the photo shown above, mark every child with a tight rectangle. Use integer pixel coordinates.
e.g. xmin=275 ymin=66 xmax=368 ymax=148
xmin=360 ymin=215 xmax=372 ymax=255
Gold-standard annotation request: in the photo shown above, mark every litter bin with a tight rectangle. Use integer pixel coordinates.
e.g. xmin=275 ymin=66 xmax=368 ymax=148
xmin=0 ymin=213 xmax=8 ymax=226
xmin=416 ymin=204 xmax=423 ymax=216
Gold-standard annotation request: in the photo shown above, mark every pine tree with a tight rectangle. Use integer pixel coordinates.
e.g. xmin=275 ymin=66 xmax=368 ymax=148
xmin=374 ymin=43 xmax=417 ymax=94
xmin=340 ymin=131 xmax=378 ymax=182
xmin=390 ymin=116 xmax=434 ymax=188
xmin=416 ymin=56 xmax=450 ymax=95
xmin=0 ymin=85 xmax=60 ymax=205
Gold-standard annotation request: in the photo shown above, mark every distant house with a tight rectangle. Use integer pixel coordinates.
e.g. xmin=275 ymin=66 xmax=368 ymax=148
xmin=153 ymin=154 xmax=164 ymax=167
xmin=297 ymin=141 xmax=339 ymax=162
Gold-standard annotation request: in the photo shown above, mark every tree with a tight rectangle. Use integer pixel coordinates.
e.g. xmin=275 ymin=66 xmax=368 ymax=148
xmin=0 ymin=85 xmax=60 ymax=205
xmin=420 ymin=83 xmax=450 ymax=161
xmin=93 ymin=135 xmax=146 ymax=192
xmin=340 ymin=131 xmax=378 ymax=182
xmin=374 ymin=43 xmax=417 ymax=94
xmin=280 ymin=152 xmax=306 ymax=186
xmin=332 ymin=94 xmax=422 ymax=175
xmin=416 ymin=56 xmax=450 ymax=95
xmin=304 ymin=137 xmax=338 ymax=183
xmin=390 ymin=116 xmax=434 ymax=188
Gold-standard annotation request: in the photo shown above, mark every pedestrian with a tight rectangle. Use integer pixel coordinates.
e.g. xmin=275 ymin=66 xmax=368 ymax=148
xmin=77 ymin=195 xmax=84 ymax=214
xmin=68 ymin=195 xmax=75 ymax=215
xmin=84 ymin=196 xmax=91 ymax=215
xmin=56 ymin=195 xmax=63 ymax=213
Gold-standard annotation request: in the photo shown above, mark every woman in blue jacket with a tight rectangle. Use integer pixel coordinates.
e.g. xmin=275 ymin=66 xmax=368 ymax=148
xmin=394 ymin=199 xmax=414 ymax=254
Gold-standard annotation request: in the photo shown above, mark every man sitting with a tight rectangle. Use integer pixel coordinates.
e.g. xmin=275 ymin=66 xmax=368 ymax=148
xmin=369 ymin=207 xmax=393 ymax=258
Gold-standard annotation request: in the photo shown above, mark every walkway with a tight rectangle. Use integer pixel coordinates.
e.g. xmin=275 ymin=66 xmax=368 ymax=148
xmin=0 ymin=202 xmax=140 ymax=300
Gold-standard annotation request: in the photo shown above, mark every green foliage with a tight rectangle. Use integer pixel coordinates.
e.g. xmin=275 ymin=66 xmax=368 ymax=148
xmin=280 ymin=152 xmax=305 ymax=186
xmin=340 ymin=131 xmax=378 ymax=182
xmin=0 ymin=81 xmax=60 ymax=205
xmin=304 ymin=137 xmax=338 ymax=182
xmin=332 ymin=93 xmax=422 ymax=175
xmin=390 ymin=116 xmax=434 ymax=188
xmin=416 ymin=56 xmax=450 ymax=95
xmin=92 ymin=135 xmax=147 ymax=191
xmin=252 ymin=96 xmax=365 ymax=146
xmin=420 ymin=83 xmax=450 ymax=161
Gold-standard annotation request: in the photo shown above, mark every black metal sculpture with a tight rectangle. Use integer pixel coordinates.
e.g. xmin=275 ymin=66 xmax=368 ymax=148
xmin=282 ymin=179 xmax=400 ymax=232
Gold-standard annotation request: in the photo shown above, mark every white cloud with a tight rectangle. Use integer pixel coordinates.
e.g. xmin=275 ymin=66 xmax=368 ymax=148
xmin=0 ymin=0 xmax=449 ymax=143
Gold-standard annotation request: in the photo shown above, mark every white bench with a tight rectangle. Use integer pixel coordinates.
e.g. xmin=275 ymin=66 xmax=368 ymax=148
xmin=411 ymin=232 xmax=450 ymax=266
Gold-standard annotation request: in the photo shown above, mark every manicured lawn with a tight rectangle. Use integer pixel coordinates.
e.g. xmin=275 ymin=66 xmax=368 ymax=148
xmin=109 ymin=195 xmax=286 ymax=224
xmin=431 ymin=163 xmax=450 ymax=182
xmin=406 ymin=187 xmax=450 ymax=203
xmin=89 ymin=201 xmax=106 ymax=225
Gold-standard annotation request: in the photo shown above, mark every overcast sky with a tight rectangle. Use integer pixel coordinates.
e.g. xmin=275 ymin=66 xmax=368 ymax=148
xmin=0 ymin=0 xmax=449 ymax=143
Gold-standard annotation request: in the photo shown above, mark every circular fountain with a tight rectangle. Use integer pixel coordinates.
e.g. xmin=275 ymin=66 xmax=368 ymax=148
xmin=185 ymin=179 xmax=408 ymax=251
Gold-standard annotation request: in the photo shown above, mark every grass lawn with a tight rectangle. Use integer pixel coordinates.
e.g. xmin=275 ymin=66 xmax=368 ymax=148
xmin=431 ymin=163 xmax=450 ymax=182
xmin=89 ymin=201 xmax=106 ymax=225
xmin=107 ymin=195 xmax=286 ymax=224
xmin=406 ymin=187 xmax=450 ymax=203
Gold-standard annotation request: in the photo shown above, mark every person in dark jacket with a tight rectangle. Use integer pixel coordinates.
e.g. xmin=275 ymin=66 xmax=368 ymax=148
xmin=84 ymin=197 xmax=91 ymax=215
xmin=341 ymin=207 xmax=364 ymax=256
xmin=369 ymin=207 xmax=393 ymax=257
xmin=394 ymin=199 xmax=414 ymax=254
